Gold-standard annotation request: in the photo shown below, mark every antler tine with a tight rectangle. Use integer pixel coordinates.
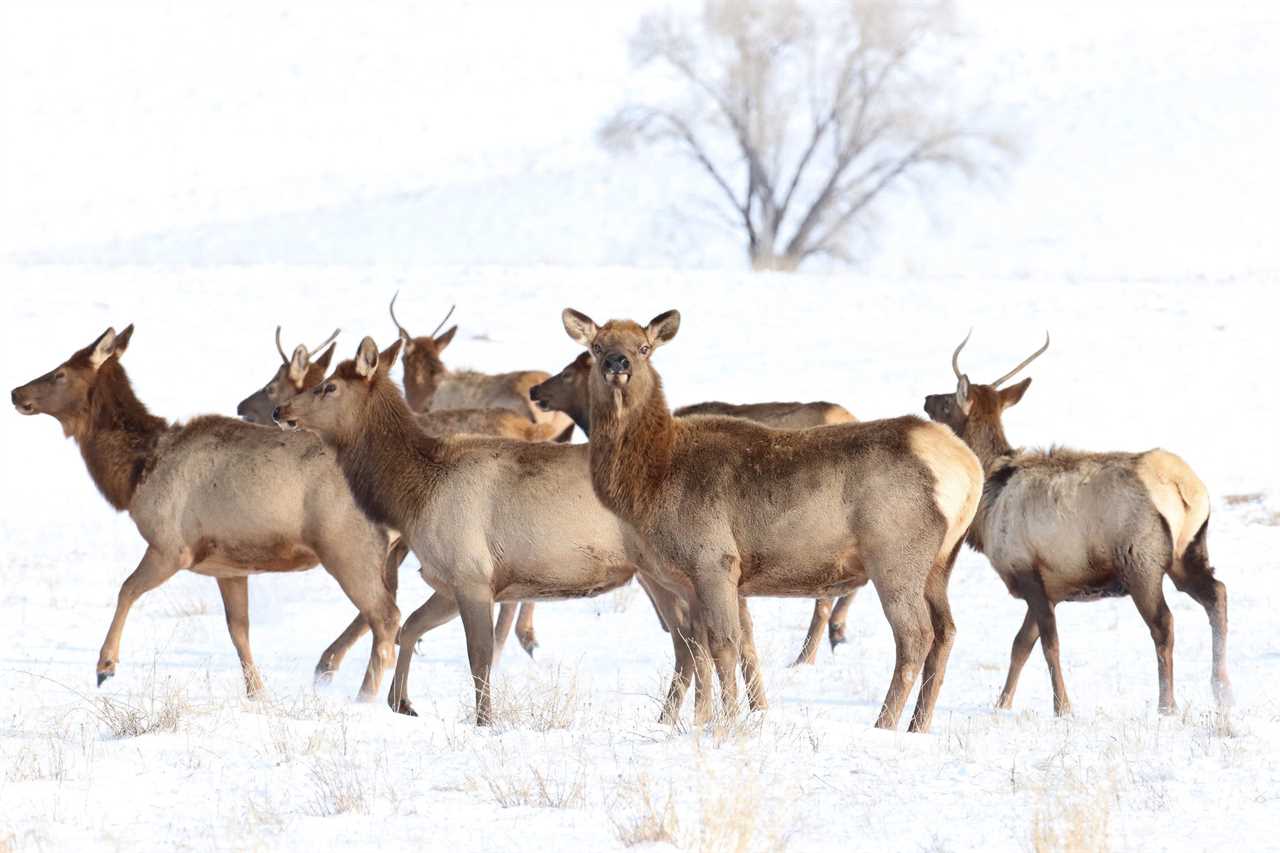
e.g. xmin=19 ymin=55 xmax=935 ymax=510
xmin=309 ymin=328 xmax=341 ymax=357
xmin=430 ymin=304 xmax=456 ymax=339
xmin=275 ymin=325 xmax=289 ymax=364
xmin=951 ymin=328 xmax=972 ymax=381
xmin=992 ymin=332 xmax=1050 ymax=388
xmin=389 ymin=291 xmax=410 ymax=340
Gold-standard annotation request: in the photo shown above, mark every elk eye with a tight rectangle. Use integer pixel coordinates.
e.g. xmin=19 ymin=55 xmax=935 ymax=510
xmin=639 ymin=345 xmax=650 ymax=356
xmin=54 ymin=371 xmax=66 ymax=383
xmin=324 ymin=383 xmax=337 ymax=394
xmin=592 ymin=344 xmax=602 ymax=355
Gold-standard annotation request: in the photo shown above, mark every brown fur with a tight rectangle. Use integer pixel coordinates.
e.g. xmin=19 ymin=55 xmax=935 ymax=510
xmin=277 ymin=337 xmax=756 ymax=725
xmin=923 ymin=335 xmax=1231 ymax=713
xmin=562 ymin=309 xmax=982 ymax=732
xmin=390 ymin=295 xmax=573 ymax=439
xmin=237 ymin=331 xmax=551 ymax=674
xmin=12 ymin=326 xmax=400 ymax=701
xmin=531 ymin=351 xmax=863 ymax=666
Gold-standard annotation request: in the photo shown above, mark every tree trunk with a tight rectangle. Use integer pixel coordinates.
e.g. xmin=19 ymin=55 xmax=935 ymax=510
xmin=749 ymin=248 xmax=802 ymax=272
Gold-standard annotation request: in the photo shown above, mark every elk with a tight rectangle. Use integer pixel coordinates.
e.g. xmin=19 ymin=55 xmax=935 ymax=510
xmin=236 ymin=326 xmax=340 ymax=423
xmin=237 ymin=327 xmax=554 ymax=672
xmin=924 ymin=332 xmax=1231 ymax=715
xmin=561 ymin=309 xmax=982 ymax=732
xmin=531 ymin=352 xmax=860 ymax=667
xmin=10 ymin=326 xmax=401 ymax=699
xmin=389 ymin=293 xmax=574 ymax=437
xmin=275 ymin=337 xmax=767 ymax=725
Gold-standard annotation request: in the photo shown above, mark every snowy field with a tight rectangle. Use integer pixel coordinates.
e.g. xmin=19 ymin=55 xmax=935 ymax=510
xmin=3 ymin=0 xmax=1280 ymax=850
xmin=1 ymin=271 xmax=1277 ymax=852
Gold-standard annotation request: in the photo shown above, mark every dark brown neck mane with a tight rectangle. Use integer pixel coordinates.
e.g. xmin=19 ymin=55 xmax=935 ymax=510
xmin=962 ymin=416 xmax=1015 ymax=474
xmin=334 ymin=376 xmax=445 ymax=530
xmin=68 ymin=359 xmax=168 ymax=511
xmin=586 ymin=373 xmax=675 ymax=525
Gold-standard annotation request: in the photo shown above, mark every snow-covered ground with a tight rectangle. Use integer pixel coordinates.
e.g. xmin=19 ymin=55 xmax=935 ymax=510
xmin=1 ymin=270 xmax=1277 ymax=851
xmin=3 ymin=0 xmax=1280 ymax=849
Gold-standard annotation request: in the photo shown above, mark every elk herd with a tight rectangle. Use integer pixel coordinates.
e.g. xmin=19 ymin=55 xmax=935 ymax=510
xmin=9 ymin=295 xmax=1232 ymax=733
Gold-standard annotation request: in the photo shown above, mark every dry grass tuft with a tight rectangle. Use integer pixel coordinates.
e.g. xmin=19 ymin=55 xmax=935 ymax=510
xmin=610 ymin=773 xmax=681 ymax=847
xmin=94 ymin=681 xmax=188 ymax=738
xmin=479 ymin=761 xmax=588 ymax=809
xmin=491 ymin=664 xmax=585 ymax=732
xmin=1031 ymin=773 xmax=1113 ymax=853
xmin=306 ymin=755 xmax=371 ymax=816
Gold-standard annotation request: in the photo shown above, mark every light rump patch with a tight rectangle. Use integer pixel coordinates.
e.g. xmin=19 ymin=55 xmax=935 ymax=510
xmin=908 ymin=421 xmax=984 ymax=560
xmin=1135 ymin=449 xmax=1210 ymax=556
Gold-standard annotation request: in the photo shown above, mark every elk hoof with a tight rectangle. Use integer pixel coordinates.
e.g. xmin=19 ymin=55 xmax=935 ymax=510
xmin=995 ymin=694 xmax=1014 ymax=711
xmin=392 ymin=699 xmax=418 ymax=717
xmin=828 ymin=630 xmax=847 ymax=652
xmin=520 ymin=639 xmax=539 ymax=659
xmin=789 ymin=655 xmax=816 ymax=668
xmin=96 ymin=664 xmax=115 ymax=687
xmin=313 ymin=667 xmax=335 ymax=687
xmin=1213 ymin=680 xmax=1234 ymax=708
xmin=1158 ymin=701 xmax=1178 ymax=716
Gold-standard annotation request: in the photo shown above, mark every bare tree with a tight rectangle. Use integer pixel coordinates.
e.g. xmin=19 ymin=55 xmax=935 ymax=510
xmin=601 ymin=0 xmax=1016 ymax=271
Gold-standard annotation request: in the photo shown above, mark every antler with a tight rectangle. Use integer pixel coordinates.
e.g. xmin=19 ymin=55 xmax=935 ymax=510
xmin=275 ymin=326 xmax=289 ymax=364
xmin=992 ymin=332 xmax=1050 ymax=387
xmin=389 ymin=291 xmax=411 ymax=340
xmin=309 ymin=328 xmax=341 ymax=356
xmin=430 ymin=304 xmax=456 ymax=339
xmin=951 ymin=328 xmax=972 ymax=381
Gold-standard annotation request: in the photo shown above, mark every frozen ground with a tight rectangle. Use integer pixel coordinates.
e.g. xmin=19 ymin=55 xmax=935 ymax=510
xmin=0 ymin=269 xmax=1277 ymax=851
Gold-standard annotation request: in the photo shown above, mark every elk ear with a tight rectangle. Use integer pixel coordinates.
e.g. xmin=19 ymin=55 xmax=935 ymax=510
xmin=998 ymin=377 xmax=1031 ymax=410
xmin=377 ymin=339 xmax=404 ymax=375
xmin=288 ymin=345 xmax=309 ymax=383
xmin=954 ymin=375 xmax=972 ymax=414
xmin=562 ymin=309 xmax=598 ymax=347
xmin=354 ymin=337 xmax=380 ymax=381
xmin=89 ymin=327 xmax=119 ymax=370
xmin=645 ymin=310 xmax=680 ymax=349
xmin=112 ymin=324 xmax=135 ymax=359
xmin=435 ymin=325 xmax=457 ymax=353
xmin=313 ymin=342 xmax=337 ymax=373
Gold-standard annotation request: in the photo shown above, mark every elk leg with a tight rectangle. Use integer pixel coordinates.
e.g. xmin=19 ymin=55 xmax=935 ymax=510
xmin=515 ymin=602 xmax=538 ymax=657
xmin=642 ymin=578 xmax=693 ymax=723
xmin=1131 ymin=578 xmax=1177 ymax=714
xmin=996 ymin=608 xmax=1040 ymax=710
xmin=873 ymin=591 xmax=933 ymax=730
xmin=829 ymin=592 xmax=856 ymax=651
xmin=737 ymin=597 xmax=768 ymax=711
xmin=315 ymin=615 xmax=368 ymax=685
xmin=97 ymin=547 xmax=181 ymax=686
xmin=456 ymin=591 xmax=496 ymax=726
xmin=691 ymin=615 xmax=715 ymax=725
xmin=693 ymin=569 xmax=743 ymax=720
xmin=317 ymin=537 xmax=408 ymax=684
xmin=216 ymin=577 xmax=265 ymax=698
xmin=387 ymin=592 xmax=460 ymax=717
xmin=1180 ymin=574 xmax=1231 ymax=707
xmin=1024 ymin=575 xmax=1071 ymax=716
xmin=792 ymin=598 xmax=833 ymax=667
xmin=324 ymin=560 xmax=400 ymax=702
xmin=908 ymin=557 xmax=958 ymax=734
xmin=492 ymin=602 xmax=518 ymax=668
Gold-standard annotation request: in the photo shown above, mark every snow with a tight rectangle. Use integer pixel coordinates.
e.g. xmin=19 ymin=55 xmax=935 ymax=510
xmin=2 ymin=0 xmax=1280 ymax=850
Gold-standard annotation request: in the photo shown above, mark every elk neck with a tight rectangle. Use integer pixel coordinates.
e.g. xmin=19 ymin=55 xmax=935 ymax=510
xmin=70 ymin=359 xmax=168 ymax=512
xmin=336 ymin=377 xmax=445 ymax=531
xmin=586 ymin=371 xmax=674 ymax=524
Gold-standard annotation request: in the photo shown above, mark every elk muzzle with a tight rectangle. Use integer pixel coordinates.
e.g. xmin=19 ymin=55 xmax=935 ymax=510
xmin=602 ymin=352 xmax=631 ymax=385
xmin=528 ymin=381 xmax=552 ymax=411
xmin=12 ymin=385 xmax=38 ymax=415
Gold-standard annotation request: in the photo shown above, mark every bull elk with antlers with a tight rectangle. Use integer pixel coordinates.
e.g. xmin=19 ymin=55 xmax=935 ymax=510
xmin=561 ymin=309 xmax=982 ymax=732
xmin=11 ymin=326 xmax=400 ymax=699
xmin=530 ymin=351 xmax=861 ymax=666
xmin=924 ymin=333 xmax=1231 ymax=715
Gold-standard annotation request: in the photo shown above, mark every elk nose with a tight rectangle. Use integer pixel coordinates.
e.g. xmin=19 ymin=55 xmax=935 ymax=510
xmin=9 ymin=388 xmax=18 ymax=406
xmin=603 ymin=353 xmax=630 ymax=374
